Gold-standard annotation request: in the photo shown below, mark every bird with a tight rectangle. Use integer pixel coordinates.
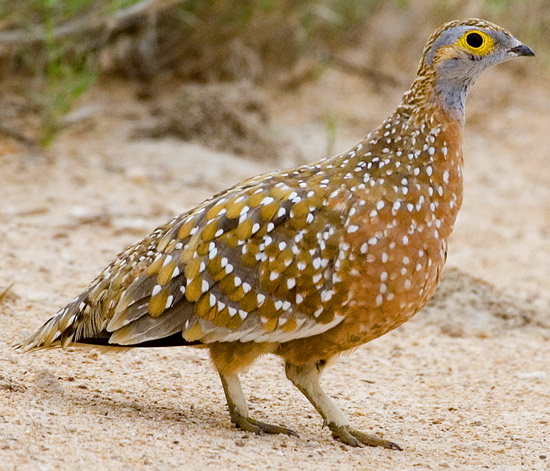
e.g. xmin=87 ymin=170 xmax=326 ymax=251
xmin=14 ymin=19 xmax=534 ymax=449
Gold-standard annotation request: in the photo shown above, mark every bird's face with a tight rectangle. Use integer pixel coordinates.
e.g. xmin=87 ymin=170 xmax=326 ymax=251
xmin=423 ymin=19 xmax=534 ymax=83
xmin=412 ymin=19 xmax=534 ymax=119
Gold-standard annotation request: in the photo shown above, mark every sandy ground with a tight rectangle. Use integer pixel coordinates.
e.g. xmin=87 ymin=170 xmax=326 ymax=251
xmin=1 ymin=60 xmax=549 ymax=471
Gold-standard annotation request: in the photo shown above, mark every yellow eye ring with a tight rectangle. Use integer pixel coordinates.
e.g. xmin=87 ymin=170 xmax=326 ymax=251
xmin=458 ymin=30 xmax=494 ymax=56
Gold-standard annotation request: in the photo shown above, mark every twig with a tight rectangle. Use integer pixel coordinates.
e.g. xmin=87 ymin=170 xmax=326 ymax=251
xmin=0 ymin=283 xmax=14 ymax=304
xmin=0 ymin=124 xmax=36 ymax=147
xmin=0 ymin=0 xmax=185 ymax=46
xmin=317 ymin=51 xmax=405 ymax=89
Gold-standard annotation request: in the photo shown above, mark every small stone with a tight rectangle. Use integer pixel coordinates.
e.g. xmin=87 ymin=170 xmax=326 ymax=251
xmin=466 ymin=440 xmax=483 ymax=450
xmin=517 ymin=371 xmax=547 ymax=380
xmin=34 ymin=370 xmax=63 ymax=395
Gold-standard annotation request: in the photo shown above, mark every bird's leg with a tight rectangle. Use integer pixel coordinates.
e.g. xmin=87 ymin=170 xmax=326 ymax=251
xmin=218 ymin=372 xmax=297 ymax=436
xmin=285 ymin=361 xmax=402 ymax=450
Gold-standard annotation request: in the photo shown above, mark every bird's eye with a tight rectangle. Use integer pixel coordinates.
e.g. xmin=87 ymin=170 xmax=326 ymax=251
xmin=466 ymin=32 xmax=483 ymax=49
xmin=458 ymin=30 xmax=493 ymax=55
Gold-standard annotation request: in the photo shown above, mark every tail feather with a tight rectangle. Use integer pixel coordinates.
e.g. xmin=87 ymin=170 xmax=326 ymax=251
xmin=14 ymin=293 xmax=97 ymax=352
xmin=13 ymin=292 xmax=201 ymax=352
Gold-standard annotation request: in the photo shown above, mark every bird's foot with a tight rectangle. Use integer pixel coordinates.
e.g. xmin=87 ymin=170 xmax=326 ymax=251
xmin=231 ymin=413 xmax=298 ymax=436
xmin=328 ymin=423 xmax=402 ymax=450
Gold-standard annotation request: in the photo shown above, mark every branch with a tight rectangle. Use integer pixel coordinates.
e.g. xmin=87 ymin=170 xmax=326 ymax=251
xmin=0 ymin=0 xmax=185 ymax=46
xmin=317 ymin=51 xmax=405 ymax=89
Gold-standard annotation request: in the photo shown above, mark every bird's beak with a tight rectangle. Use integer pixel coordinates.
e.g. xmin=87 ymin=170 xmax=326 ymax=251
xmin=508 ymin=43 xmax=535 ymax=57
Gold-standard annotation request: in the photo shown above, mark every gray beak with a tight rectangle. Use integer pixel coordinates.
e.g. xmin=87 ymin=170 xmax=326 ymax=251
xmin=509 ymin=44 xmax=535 ymax=57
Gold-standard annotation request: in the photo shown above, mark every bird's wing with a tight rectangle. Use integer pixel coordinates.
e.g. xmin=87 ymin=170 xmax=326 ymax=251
xmin=14 ymin=162 xmax=360 ymax=351
xmin=106 ymin=166 xmax=355 ymax=346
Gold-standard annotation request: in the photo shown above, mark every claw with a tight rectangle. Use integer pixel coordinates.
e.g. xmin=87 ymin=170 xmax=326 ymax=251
xmin=232 ymin=413 xmax=298 ymax=437
xmin=329 ymin=423 xmax=402 ymax=450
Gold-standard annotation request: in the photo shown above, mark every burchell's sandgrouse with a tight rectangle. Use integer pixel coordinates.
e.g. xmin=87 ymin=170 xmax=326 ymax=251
xmin=15 ymin=19 xmax=534 ymax=449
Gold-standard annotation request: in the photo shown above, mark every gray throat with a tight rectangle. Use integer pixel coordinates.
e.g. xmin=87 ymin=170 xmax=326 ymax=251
xmin=435 ymin=78 xmax=474 ymax=123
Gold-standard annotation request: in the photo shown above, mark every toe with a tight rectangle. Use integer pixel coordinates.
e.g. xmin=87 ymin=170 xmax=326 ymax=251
xmin=329 ymin=423 xmax=401 ymax=449
xmin=248 ymin=418 xmax=299 ymax=436
xmin=349 ymin=429 xmax=402 ymax=450
xmin=329 ymin=424 xmax=363 ymax=447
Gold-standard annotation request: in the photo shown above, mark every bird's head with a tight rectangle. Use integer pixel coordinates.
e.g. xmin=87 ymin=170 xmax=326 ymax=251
xmin=412 ymin=19 xmax=534 ymax=120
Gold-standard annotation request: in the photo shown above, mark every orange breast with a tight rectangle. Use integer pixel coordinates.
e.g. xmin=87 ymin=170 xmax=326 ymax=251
xmin=278 ymin=113 xmax=464 ymax=365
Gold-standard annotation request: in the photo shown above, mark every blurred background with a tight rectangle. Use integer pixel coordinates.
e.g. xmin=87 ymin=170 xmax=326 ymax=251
xmin=0 ymin=0 xmax=547 ymax=148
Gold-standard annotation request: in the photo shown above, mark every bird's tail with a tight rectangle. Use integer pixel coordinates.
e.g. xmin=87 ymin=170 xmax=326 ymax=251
xmin=13 ymin=290 xmax=202 ymax=352
xmin=13 ymin=291 xmax=102 ymax=352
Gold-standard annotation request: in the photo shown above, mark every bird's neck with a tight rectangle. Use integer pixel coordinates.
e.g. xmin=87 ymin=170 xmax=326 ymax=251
xmin=402 ymin=72 xmax=472 ymax=125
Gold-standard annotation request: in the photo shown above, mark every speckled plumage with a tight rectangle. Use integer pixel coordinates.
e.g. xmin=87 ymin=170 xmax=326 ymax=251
xmin=15 ymin=19 xmax=534 ymax=448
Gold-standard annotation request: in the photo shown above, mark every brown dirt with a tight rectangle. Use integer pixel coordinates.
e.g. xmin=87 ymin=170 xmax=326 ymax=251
xmin=1 ymin=60 xmax=549 ymax=470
